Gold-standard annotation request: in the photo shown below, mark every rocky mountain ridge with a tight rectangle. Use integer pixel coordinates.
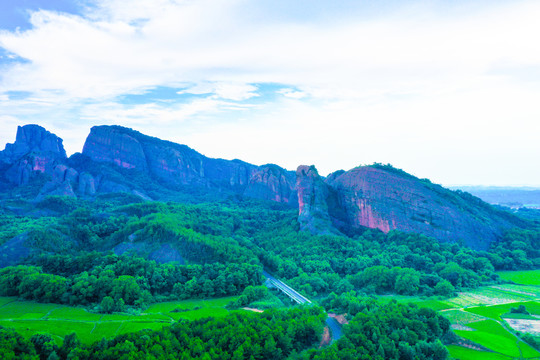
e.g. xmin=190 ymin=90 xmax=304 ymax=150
xmin=0 ymin=124 xmax=525 ymax=249
xmin=0 ymin=124 xmax=298 ymax=204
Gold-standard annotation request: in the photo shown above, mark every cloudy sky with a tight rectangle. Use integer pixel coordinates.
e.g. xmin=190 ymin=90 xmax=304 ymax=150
xmin=1 ymin=0 xmax=539 ymax=186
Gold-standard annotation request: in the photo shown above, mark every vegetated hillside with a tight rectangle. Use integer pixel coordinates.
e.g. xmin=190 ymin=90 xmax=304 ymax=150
xmin=0 ymin=191 xmax=538 ymax=358
xmin=1 ymin=194 xmax=538 ymax=305
xmin=0 ymin=195 xmax=462 ymax=359
xmin=0 ymin=124 xmax=528 ymax=251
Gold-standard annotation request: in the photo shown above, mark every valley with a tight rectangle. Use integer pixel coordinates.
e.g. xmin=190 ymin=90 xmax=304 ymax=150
xmin=0 ymin=124 xmax=538 ymax=359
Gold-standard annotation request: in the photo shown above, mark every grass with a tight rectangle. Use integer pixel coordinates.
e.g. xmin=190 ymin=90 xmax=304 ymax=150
xmin=497 ymin=270 xmax=540 ymax=286
xmin=446 ymin=345 xmax=511 ymax=360
xmin=0 ymin=297 xmax=16 ymax=307
xmin=145 ymin=296 xmax=237 ymax=313
xmin=47 ymin=307 xmax=103 ymax=321
xmin=92 ymin=322 xmax=122 ymax=340
xmin=381 ymin=295 xmax=457 ymax=311
xmin=440 ymin=309 xmax=487 ymax=325
xmin=454 ymin=320 xmax=522 ymax=357
xmin=502 ymin=313 xmax=538 ymax=320
xmin=0 ymin=319 xmax=96 ymax=345
xmin=464 ymin=301 xmax=540 ymax=320
xmin=454 ymin=320 xmax=540 ymax=358
xmin=0 ymin=300 xmax=61 ymax=319
xmin=0 ymin=296 xmax=239 ymax=345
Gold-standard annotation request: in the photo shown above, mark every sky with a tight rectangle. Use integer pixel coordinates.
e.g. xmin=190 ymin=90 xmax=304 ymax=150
xmin=0 ymin=0 xmax=539 ymax=186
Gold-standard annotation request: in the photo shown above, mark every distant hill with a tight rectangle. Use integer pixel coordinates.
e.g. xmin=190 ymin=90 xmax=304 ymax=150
xmin=451 ymin=186 xmax=540 ymax=208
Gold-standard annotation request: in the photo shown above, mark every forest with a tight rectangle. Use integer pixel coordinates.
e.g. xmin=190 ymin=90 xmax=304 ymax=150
xmin=0 ymin=193 xmax=539 ymax=358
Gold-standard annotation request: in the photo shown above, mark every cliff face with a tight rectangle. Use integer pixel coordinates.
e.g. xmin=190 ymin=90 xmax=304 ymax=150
xmin=296 ymin=165 xmax=335 ymax=233
xmin=82 ymin=126 xmax=148 ymax=171
xmin=81 ymin=125 xmax=296 ymax=202
xmin=0 ymin=124 xmax=524 ymax=250
xmin=0 ymin=125 xmax=67 ymax=185
xmin=297 ymin=165 xmax=523 ymax=250
xmin=245 ymin=165 xmax=298 ymax=206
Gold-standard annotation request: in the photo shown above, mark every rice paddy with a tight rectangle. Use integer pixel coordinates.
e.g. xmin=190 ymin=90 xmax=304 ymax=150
xmin=0 ymin=295 xmax=239 ymax=344
xmin=497 ymin=270 xmax=540 ymax=286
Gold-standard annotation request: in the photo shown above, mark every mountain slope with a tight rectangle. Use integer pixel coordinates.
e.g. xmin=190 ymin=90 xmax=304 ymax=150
xmin=297 ymin=164 xmax=525 ymax=249
xmin=0 ymin=125 xmax=526 ymax=249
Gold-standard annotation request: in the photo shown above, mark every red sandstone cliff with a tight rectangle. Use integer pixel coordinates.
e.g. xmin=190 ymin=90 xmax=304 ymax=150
xmin=296 ymin=164 xmax=523 ymax=250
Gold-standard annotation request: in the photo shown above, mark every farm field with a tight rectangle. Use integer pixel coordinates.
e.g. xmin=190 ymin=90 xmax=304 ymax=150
xmin=0 ymin=296 xmax=239 ymax=345
xmin=390 ymin=271 xmax=540 ymax=359
xmin=454 ymin=320 xmax=540 ymax=358
xmin=497 ymin=270 xmax=540 ymax=286
xmin=445 ymin=273 xmax=540 ymax=359
xmin=446 ymin=345 xmax=511 ymax=360
xmin=464 ymin=301 xmax=540 ymax=320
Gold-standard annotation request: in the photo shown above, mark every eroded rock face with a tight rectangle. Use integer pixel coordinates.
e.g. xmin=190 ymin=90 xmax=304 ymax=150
xmin=245 ymin=164 xmax=298 ymax=205
xmin=2 ymin=124 xmax=66 ymax=162
xmin=81 ymin=125 xmax=295 ymax=203
xmin=0 ymin=125 xmax=67 ymax=185
xmin=296 ymin=165 xmax=336 ymax=234
xmin=297 ymin=165 xmax=522 ymax=250
xmin=82 ymin=126 xmax=148 ymax=171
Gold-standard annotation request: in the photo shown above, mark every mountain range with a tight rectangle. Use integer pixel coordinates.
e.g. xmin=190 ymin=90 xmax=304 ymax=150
xmin=0 ymin=124 xmax=526 ymax=250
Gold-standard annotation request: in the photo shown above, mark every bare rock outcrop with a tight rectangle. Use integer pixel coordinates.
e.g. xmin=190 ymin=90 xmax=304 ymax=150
xmin=0 ymin=125 xmax=67 ymax=185
xmin=81 ymin=125 xmax=295 ymax=203
xmin=245 ymin=164 xmax=298 ymax=205
xmin=297 ymin=164 xmax=523 ymax=250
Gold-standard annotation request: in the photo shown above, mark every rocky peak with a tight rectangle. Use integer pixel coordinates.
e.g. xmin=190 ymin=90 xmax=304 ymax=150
xmin=0 ymin=125 xmax=67 ymax=185
xmin=82 ymin=126 xmax=148 ymax=171
xmin=296 ymin=165 xmax=337 ymax=234
xmin=2 ymin=124 xmax=66 ymax=162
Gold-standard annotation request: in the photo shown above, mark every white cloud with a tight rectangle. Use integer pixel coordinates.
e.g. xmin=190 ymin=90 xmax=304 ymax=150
xmin=0 ymin=0 xmax=540 ymax=185
xmin=178 ymin=82 xmax=259 ymax=100
xmin=277 ymin=88 xmax=306 ymax=99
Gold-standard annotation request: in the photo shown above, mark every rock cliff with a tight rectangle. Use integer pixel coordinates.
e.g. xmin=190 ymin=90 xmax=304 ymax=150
xmin=245 ymin=164 xmax=298 ymax=206
xmin=0 ymin=124 xmax=525 ymax=250
xmin=0 ymin=125 xmax=67 ymax=185
xmin=81 ymin=125 xmax=296 ymax=202
xmin=296 ymin=165 xmax=336 ymax=234
xmin=296 ymin=164 xmax=523 ymax=250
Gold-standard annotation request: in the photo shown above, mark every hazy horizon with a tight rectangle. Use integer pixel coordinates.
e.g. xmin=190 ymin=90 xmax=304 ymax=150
xmin=1 ymin=0 xmax=539 ymax=187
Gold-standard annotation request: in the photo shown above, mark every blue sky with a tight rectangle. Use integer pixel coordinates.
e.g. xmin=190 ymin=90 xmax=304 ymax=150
xmin=1 ymin=0 xmax=539 ymax=186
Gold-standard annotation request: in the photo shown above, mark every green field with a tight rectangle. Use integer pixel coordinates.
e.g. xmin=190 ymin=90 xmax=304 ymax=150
xmin=497 ymin=270 xmax=540 ymax=286
xmin=386 ymin=273 xmax=540 ymax=358
xmin=0 ymin=296 xmax=239 ymax=344
xmin=454 ymin=320 xmax=540 ymax=358
xmin=439 ymin=309 xmax=486 ymax=325
xmin=464 ymin=301 xmax=540 ymax=320
xmin=445 ymin=270 xmax=540 ymax=359
xmin=381 ymin=295 xmax=457 ymax=311
xmin=447 ymin=345 xmax=511 ymax=360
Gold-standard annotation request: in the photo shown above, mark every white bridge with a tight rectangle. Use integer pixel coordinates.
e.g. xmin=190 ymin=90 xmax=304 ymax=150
xmin=263 ymin=271 xmax=312 ymax=304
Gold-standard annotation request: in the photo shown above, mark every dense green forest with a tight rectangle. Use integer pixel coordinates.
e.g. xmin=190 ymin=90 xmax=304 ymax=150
xmin=2 ymin=195 xmax=539 ymax=308
xmin=0 ymin=301 xmax=450 ymax=360
xmin=0 ymin=193 xmax=539 ymax=358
